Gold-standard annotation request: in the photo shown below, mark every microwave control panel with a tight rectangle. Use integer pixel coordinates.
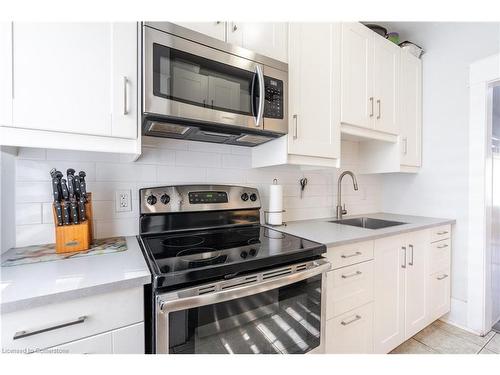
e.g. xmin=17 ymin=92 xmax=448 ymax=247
xmin=264 ymin=77 xmax=284 ymax=119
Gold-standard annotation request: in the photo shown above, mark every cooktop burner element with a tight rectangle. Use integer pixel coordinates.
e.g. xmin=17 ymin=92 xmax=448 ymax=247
xmin=138 ymin=185 xmax=326 ymax=290
xmin=161 ymin=236 xmax=204 ymax=248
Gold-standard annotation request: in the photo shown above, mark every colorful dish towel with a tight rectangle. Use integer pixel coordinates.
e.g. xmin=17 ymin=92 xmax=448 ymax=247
xmin=1 ymin=237 xmax=127 ymax=267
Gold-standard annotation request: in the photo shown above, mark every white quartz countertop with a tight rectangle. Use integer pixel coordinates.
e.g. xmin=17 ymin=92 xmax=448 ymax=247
xmin=1 ymin=237 xmax=151 ymax=314
xmin=266 ymin=213 xmax=455 ymax=247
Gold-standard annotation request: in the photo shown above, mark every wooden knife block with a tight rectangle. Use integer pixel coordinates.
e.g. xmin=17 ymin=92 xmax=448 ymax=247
xmin=53 ymin=193 xmax=93 ymax=254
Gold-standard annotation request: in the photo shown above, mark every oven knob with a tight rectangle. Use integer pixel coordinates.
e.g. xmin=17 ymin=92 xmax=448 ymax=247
xmin=160 ymin=194 xmax=170 ymax=205
xmin=146 ymin=195 xmax=157 ymax=206
xmin=240 ymin=251 xmax=248 ymax=259
xmin=250 ymin=193 xmax=257 ymax=202
xmin=241 ymin=193 xmax=249 ymax=201
xmin=249 ymin=248 xmax=257 ymax=257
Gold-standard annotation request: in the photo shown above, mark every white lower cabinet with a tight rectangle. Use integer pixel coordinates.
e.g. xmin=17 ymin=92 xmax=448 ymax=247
xmin=326 ymin=303 xmax=373 ymax=354
xmin=373 ymin=227 xmax=452 ymax=353
xmin=51 ymin=322 xmax=144 ymax=354
xmin=324 ymin=226 xmax=451 ymax=354
xmin=1 ymin=287 xmax=145 ymax=354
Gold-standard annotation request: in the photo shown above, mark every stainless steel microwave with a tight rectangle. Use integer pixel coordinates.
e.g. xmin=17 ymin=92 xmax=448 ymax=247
xmin=142 ymin=22 xmax=288 ymax=146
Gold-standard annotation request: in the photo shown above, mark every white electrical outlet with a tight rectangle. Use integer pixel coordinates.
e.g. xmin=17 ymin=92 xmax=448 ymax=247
xmin=115 ymin=189 xmax=132 ymax=212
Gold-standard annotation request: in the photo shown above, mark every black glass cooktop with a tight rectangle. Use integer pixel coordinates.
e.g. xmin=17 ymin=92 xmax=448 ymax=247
xmin=140 ymin=225 xmax=326 ymax=289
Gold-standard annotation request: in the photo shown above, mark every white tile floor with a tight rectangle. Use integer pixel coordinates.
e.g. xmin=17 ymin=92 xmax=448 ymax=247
xmin=390 ymin=320 xmax=500 ymax=354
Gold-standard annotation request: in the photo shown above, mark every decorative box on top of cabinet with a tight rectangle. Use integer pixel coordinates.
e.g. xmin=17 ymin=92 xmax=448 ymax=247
xmin=0 ymin=22 xmax=140 ymax=157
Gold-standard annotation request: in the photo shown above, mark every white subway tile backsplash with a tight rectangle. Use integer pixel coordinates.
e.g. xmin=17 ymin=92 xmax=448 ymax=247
xmin=175 ymin=150 xmax=221 ymax=168
xmin=157 ymin=165 xmax=206 ymax=183
xmin=16 ymin=224 xmax=55 ymax=247
xmin=11 ymin=140 xmax=382 ymax=246
xmin=222 ymin=154 xmax=252 ymax=169
xmin=96 ymin=163 xmax=157 ymax=182
xmin=16 ymin=203 xmax=42 ymax=225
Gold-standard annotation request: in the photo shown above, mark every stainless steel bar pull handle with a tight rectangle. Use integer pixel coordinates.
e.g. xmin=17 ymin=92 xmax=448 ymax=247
xmin=369 ymin=97 xmax=374 ymax=117
xmin=293 ymin=114 xmax=298 ymax=139
xmin=401 ymin=246 xmax=407 ymax=268
xmin=341 ymin=315 xmax=362 ymax=326
xmin=403 ymin=137 xmax=408 ymax=155
xmin=255 ymin=65 xmax=264 ymax=127
xmin=376 ymin=99 xmax=381 ymax=119
xmin=437 ymin=231 xmax=448 ymax=235
xmin=437 ymin=244 xmax=449 ymax=249
xmin=341 ymin=251 xmax=362 ymax=259
xmin=437 ymin=274 xmax=449 ymax=281
xmin=123 ymin=76 xmax=129 ymax=115
xmin=13 ymin=316 xmax=87 ymax=340
xmin=409 ymin=244 xmax=414 ymax=266
xmin=341 ymin=270 xmax=362 ymax=279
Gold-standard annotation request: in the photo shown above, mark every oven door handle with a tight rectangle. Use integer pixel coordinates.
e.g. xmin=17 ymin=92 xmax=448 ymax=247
xmin=254 ymin=65 xmax=265 ymax=128
xmin=158 ymin=259 xmax=331 ymax=313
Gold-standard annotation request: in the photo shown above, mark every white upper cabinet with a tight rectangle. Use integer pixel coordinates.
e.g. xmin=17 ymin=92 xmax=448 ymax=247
xmin=175 ymin=22 xmax=226 ymax=41
xmin=373 ymin=34 xmax=400 ymax=135
xmin=340 ymin=22 xmax=400 ymax=136
xmin=400 ymin=51 xmax=422 ymax=167
xmin=10 ymin=23 xmax=137 ymax=140
xmin=287 ymin=23 xmax=340 ymax=159
xmin=340 ymin=22 xmax=373 ymax=130
xmin=226 ymin=22 xmax=288 ymax=63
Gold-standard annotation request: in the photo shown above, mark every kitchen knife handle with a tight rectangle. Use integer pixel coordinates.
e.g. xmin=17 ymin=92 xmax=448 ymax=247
xmin=51 ymin=178 xmax=60 ymax=202
xmin=54 ymin=202 xmax=63 ymax=226
xmin=70 ymin=200 xmax=79 ymax=225
xmin=67 ymin=174 xmax=75 ymax=198
xmin=62 ymin=202 xmax=71 ymax=225
xmin=74 ymin=176 xmax=81 ymax=198
xmin=61 ymin=179 xmax=69 ymax=200
xmin=78 ymin=198 xmax=86 ymax=222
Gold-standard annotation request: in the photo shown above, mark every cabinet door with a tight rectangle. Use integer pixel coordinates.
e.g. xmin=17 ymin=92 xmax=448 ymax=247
xmin=373 ymin=35 xmax=400 ymax=135
xmin=111 ymin=23 xmax=138 ymax=139
xmin=325 ymin=303 xmax=373 ymax=354
xmin=400 ymin=51 xmax=422 ymax=166
xmin=287 ymin=23 xmax=340 ymax=159
xmin=175 ymin=22 xmax=226 ymax=41
xmin=373 ymin=235 xmax=406 ymax=353
xmin=428 ymin=269 xmax=451 ymax=322
xmin=340 ymin=22 xmax=374 ymax=130
xmin=404 ymin=231 xmax=428 ymax=339
xmin=52 ymin=331 xmax=113 ymax=354
xmin=112 ymin=322 xmax=145 ymax=354
xmin=227 ymin=22 xmax=288 ymax=62
xmin=0 ymin=22 xmax=12 ymax=126
xmin=12 ymin=23 xmax=112 ymax=136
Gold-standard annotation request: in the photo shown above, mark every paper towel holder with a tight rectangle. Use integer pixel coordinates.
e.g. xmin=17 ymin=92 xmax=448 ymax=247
xmin=264 ymin=209 xmax=287 ymax=227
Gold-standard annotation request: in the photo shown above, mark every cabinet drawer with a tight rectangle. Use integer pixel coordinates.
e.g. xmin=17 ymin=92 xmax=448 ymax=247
xmin=427 ymin=268 xmax=451 ymax=322
xmin=326 ymin=241 xmax=374 ymax=269
xmin=50 ymin=331 xmax=113 ymax=354
xmin=1 ymin=287 xmax=143 ymax=351
xmin=428 ymin=239 xmax=451 ymax=275
xmin=325 ymin=303 xmax=373 ymax=354
xmin=430 ymin=225 xmax=451 ymax=243
xmin=326 ymin=261 xmax=374 ymax=319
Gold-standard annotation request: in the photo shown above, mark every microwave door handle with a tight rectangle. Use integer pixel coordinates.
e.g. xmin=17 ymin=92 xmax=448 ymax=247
xmin=255 ymin=65 xmax=265 ymax=127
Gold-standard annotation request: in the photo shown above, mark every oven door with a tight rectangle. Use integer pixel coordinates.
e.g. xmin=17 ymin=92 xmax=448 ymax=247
xmin=155 ymin=259 xmax=330 ymax=354
xmin=144 ymin=26 xmax=265 ymax=130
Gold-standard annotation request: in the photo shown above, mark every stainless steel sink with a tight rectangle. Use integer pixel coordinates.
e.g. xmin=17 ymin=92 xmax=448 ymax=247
xmin=329 ymin=217 xmax=407 ymax=230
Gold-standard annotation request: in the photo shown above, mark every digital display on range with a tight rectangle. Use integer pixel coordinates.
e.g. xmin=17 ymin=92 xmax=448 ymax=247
xmin=189 ymin=191 xmax=228 ymax=204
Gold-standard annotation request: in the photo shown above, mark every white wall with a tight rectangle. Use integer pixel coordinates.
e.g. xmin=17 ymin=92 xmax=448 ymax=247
xmin=379 ymin=22 xmax=500 ymax=327
xmin=11 ymin=137 xmax=382 ymax=248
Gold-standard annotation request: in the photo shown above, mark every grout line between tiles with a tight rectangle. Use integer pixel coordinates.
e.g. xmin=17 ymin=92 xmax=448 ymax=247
xmin=410 ymin=336 xmax=440 ymax=353
xmin=477 ymin=332 xmax=497 ymax=354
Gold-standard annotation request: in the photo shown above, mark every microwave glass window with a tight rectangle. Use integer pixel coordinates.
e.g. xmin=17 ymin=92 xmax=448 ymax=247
xmin=167 ymin=275 xmax=322 ymax=354
xmin=153 ymin=44 xmax=260 ymax=116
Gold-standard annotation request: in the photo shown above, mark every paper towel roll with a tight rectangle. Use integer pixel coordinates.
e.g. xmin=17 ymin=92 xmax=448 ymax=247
xmin=268 ymin=183 xmax=283 ymax=225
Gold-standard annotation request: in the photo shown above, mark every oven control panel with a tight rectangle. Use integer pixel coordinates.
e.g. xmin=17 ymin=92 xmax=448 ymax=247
xmin=140 ymin=185 xmax=261 ymax=214
xmin=264 ymin=76 xmax=284 ymax=119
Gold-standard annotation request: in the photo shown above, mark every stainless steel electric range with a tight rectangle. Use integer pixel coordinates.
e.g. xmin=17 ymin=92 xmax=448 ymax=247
xmin=138 ymin=185 xmax=329 ymax=354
